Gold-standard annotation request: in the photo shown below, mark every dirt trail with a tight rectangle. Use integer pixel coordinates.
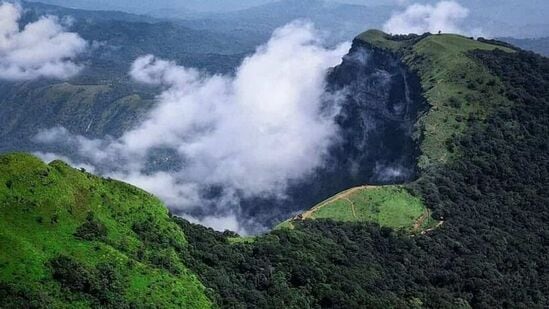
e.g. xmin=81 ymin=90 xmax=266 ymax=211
xmin=421 ymin=221 xmax=445 ymax=235
xmin=343 ymin=197 xmax=357 ymax=218
xmin=295 ymin=184 xmax=445 ymax=234
xmin=412 ymin=209 xmax=431 ymax=232
xmin=299 ymin=185 xmax=374 ymax=220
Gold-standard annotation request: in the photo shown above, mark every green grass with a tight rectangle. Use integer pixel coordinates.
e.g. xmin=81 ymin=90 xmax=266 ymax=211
xmin=279 ymin=186 xmax=431 ymax=232
xmin=227 ymin=236 xmax=257 ymax=244
xmin=356 ymin=30 xmax=408 ymax=51
xmin=274 ymin=219 xmax=295 ymax=230
xmin=0 ymin=153 xmax=211 ymax=308
xmin=405 ymin=34 xmax=513 ymax=168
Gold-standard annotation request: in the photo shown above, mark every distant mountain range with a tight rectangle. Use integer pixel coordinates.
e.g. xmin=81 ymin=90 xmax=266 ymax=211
xmin=501 ymin=37 xmax=549 ymax=56
xmin=167 ymin=0 xmax=393 ymax=45
xmin=1 ymin=2 xmax=255 ymax=155
xmin=24 ymin=0 xmax=549 ymax=39
xmin=23 ymin=0 xmax=274 ymax=13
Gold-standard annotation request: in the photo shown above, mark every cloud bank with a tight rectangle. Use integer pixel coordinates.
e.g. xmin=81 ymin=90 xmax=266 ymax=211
xmin=383 ymin=1 xmax=469 ymax=35
xmin=35 ymin=22 xmax=350 ymax=233
xmin=0 ymin=2 xmax=87 ymax=80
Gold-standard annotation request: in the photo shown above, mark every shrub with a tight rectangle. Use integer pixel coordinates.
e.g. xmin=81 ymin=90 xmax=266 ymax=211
xmin=74 ymin=212 xmax=107 ymax=241
xmin=50 ymin=255 xmax=94 ymax=293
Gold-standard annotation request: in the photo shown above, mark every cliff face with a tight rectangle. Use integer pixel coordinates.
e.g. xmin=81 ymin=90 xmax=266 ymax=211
xmin=327 ymin=39 xmax=427 ymax=184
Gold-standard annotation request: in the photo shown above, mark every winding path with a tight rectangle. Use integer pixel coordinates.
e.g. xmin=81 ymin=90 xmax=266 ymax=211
xmin=298 ymin=185 xmax=373 ymax=220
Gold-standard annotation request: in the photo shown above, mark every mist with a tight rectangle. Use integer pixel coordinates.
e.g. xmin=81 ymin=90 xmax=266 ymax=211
xmin=35 ymin=22 xmax=350 ymax=234
xmin=0 ymin=2 xmax=87 ymax=80
xmin=383 ymin=1 xmax=470 ymax=35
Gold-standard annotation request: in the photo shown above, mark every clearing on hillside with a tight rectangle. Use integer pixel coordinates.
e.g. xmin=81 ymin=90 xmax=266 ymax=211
xmin=278 ymin=186 xmax=439 ymax=232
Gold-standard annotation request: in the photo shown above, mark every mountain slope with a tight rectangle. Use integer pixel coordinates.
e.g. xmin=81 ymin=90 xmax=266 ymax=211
xmin=356 ymin=30 xmax=514 ymax=167
xmin=0 ymin=153 xmax=210 ymax=308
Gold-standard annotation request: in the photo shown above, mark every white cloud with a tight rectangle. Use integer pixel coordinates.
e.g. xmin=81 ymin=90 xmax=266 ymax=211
xmin=33 ymin=151 xmax=97 ymax=174
xmin=0 ymin=2 xmax=87 ymax=81
xmin=186 ymin=214 xmax=245 ymax=235
xmin=35 ymin=22 xmax=350 ymax=234
xmin=383 ymin=1 xmax=469 ymax=35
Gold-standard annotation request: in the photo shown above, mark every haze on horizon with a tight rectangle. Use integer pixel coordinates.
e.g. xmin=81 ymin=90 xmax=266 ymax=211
xmin=22 ymin=0 xmax=549 ymax=39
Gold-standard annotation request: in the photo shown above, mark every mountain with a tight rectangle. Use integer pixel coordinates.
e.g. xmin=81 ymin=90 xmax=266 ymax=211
xmin=21 ymin=0 xmax=159 ymax=23
xmin=24 ymin=0 xmax=274 ymax=14
xmin=0 ymin=3 xmax=254 ymax=154
xmin=176 ymin=0 xmax=393 ymax=44
xmin=501 ymin=37 xmax=549 ymax=56
xmin=169 ymin=0 xmax=549 ymax=41
xmin=2 ymin=30 xmax=548 ymax=307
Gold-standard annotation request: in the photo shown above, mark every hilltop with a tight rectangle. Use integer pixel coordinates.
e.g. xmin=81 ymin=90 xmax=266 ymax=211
xmin=0 ymin=153 xmax=210 ymax=308
xmin=357 ymin=30 xmax=514 ymax=167
xmin=218 ymin=30 xmax=549 ymax=307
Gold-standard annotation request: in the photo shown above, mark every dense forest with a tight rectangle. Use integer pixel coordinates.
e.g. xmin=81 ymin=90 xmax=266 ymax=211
xmin=174 ymin=47 xmax=549 ymax=308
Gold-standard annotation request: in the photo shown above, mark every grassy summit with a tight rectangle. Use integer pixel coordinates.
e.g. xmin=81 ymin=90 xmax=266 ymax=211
xmin=357 ymin=30 xmax=514 ymax=167
xmin=0 ymin=153 xmax=211 ymax=308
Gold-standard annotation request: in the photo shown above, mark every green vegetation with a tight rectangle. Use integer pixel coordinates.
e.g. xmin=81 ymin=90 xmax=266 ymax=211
xmin=356 ymin=30 xmax=408 ymax=52
xmin=227 ymin=236 xmax=257 ymax=244
xmin=358 ymin=31 xmax=514 ymax=168
xmin=279 ymin=186 xmax=435 ymax=232
xmin=0 ymin=153 xmax=211 ymax=308
xmin=404 ymin=34 xmax=513 ymax=167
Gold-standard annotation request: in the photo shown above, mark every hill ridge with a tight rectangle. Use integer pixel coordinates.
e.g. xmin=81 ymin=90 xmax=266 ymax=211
xmin=0 ymin=152 xmax=211 ymax=308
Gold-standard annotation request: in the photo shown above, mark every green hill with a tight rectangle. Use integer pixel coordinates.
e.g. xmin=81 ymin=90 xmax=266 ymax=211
xmin=185 ymin=32 xmax=549 ymax=308
xmin=0 ymin=153 xmax=210 ymax=308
